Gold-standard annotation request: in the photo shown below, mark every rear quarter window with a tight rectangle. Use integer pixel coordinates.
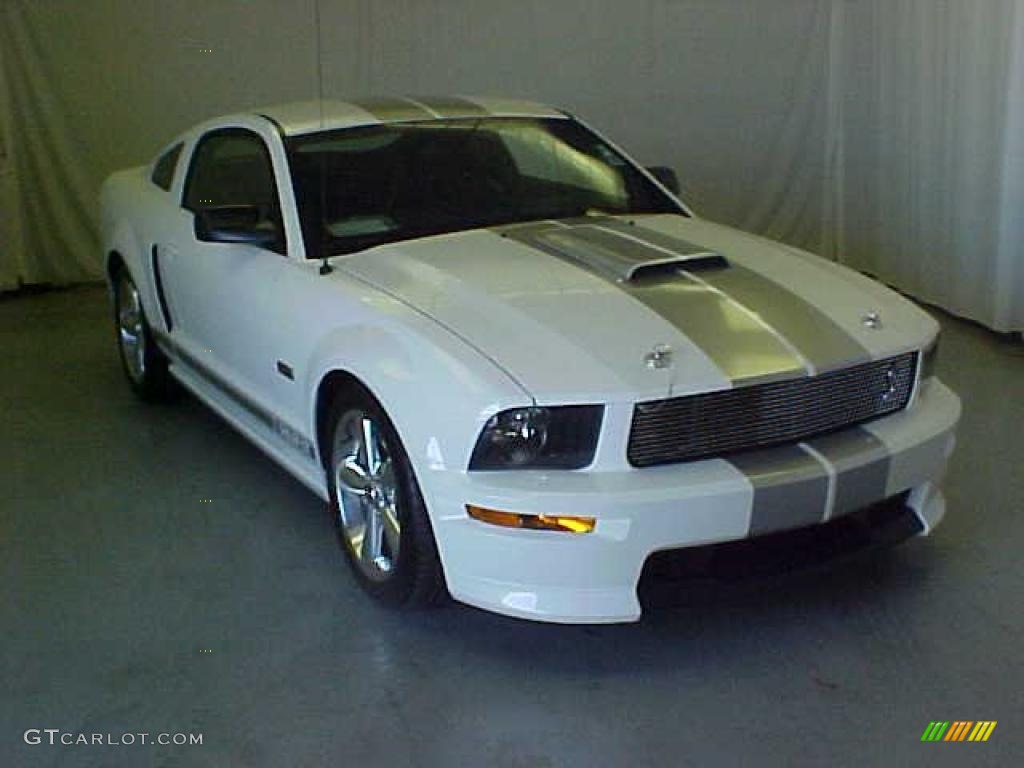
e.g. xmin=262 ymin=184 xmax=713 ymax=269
xmin=151 ymin=143 xmax=184 ymax=191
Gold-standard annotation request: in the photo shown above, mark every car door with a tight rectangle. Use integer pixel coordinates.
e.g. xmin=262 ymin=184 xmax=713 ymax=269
xmin=158 ymin=126 xmax=299 ymax=425
xmin=163 ymin=125 xmax=284 ymax=339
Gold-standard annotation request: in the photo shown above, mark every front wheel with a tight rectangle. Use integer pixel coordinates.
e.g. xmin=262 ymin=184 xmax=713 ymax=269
xmin=327 ymin=387 xmax=446 ymax=607
xmin=113 ymin=268 xmax=175 ymax=401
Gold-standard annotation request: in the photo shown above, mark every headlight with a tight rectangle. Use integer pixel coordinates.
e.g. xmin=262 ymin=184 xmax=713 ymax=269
xmin=469 ymin=405 xmax=604 ymax=470
xmin=921 ymin=334 xmax=940 ymax=380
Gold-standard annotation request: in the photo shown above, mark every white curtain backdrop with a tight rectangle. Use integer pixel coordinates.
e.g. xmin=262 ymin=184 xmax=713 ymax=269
xmin=833 ymin=0 xmax=1024 ymax=332
xmin=0 ymin=31 xmax=22 ymax=291
xmin=996 ymin=3 xmax=1024 ymax=331
xmin=325 ymin=0 xmax=835 ymax=253
xmin=0 ymin=0 xmax=1021 ymax=331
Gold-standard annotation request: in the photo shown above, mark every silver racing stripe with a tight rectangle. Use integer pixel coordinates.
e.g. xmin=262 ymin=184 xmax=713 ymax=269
xmin=495 ymin=219 xmax=896 ymax=532
xmin=802 ymin=427 xmax=891 ymax=520
xmin=346 ymin=96 xmax=436 ymax=123
xmin=415 ymin=95 xmax=491 ymax=118
xmin=347 ymin=96 xmax=492 ymax=123
xmin=728 ymin=445 xmax=830 ymax=536
xmin=541 ymin=222 xmax=711 ymax=282
xmin=728 ymin=426 xmax=893 ymax=535
xmin=596 ymin=220 xmax=872 ymax=374
xmin=498 ymin=221 xmax=808 ymax=384
xmin=495 ymin=220 xmax=585 ymax=253
xmin=624 ymin=273 xmax=808 ymax=384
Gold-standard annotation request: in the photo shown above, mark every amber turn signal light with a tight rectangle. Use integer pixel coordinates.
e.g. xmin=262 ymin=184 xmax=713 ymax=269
xmin=466 ymin=505 xmax=596 ymax=534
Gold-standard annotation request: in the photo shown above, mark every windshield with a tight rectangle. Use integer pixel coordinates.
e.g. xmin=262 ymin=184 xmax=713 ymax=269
xmin=286 ymin=117 xmax=682 ymax=258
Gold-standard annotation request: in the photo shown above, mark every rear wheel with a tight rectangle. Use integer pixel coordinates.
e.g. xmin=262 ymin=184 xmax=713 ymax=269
xmin=113 ymin=268 xmax=175 ymax=401
xmin=327 ymin=386 xmax=445 ymax=606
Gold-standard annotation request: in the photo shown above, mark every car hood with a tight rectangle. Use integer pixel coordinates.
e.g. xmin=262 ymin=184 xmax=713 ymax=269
xmin=339 ymin=214 xmax=938 ymax=403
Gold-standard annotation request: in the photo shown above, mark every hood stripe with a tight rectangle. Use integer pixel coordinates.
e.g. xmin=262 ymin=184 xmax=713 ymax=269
xmin=499 ymin=221 xmax=807 ymax=384
xmin=573 ymin=225 xmax=814 ymax=376
xmin=537 ymin=222 xmax=715 ymax=281
xmin=598 ymin=221 xmax=872 ymax=373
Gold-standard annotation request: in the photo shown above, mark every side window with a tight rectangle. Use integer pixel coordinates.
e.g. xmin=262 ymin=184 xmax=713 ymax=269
xmin=182 ymin=129 xmax=284 ymax=253
xmin=183 ymin=130 xmax=278 ymax=211
xmin=151 ymin=143 xmax=183 ymax=191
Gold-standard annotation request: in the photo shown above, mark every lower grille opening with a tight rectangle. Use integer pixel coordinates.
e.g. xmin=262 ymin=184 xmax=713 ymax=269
xmin=638 ymin=492 xmax=919 ymax=608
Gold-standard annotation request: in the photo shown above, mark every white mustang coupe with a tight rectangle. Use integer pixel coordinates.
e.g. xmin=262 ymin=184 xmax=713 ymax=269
xmin=101 ymin=96 xmax=960 ymax=623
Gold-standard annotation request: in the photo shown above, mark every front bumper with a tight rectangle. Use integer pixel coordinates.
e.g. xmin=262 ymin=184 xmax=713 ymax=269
xmin=638 ymin=490 xmax=923 ymax=609
xmin=425 ymin=379 xmax=960 ymax=623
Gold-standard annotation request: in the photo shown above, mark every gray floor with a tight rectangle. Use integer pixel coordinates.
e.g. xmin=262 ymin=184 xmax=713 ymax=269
xmin=2 ymin=284 xmax=1021 ymax=768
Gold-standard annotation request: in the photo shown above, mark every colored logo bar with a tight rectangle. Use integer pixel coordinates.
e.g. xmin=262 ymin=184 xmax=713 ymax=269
xmin=921 ymin=721 xmax=997 ymax=742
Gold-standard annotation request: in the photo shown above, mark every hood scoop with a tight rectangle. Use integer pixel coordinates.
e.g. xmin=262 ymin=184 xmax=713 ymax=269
xmin=534 ymin=224 xmax=728 ymax=283
xmin=626 ymin=252 xmax=728 ymax=281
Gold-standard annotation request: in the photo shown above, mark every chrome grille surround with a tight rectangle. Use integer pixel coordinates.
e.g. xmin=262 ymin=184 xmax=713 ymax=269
xmin=628 ymin=352 xmax=918 ymax=467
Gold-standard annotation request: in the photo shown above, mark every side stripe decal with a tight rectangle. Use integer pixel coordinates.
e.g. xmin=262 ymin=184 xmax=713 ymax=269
xmin=155 ymin=331 xmax=316 ymax=462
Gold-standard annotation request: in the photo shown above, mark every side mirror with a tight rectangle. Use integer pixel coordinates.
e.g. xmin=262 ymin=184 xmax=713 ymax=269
xmin=194 ymin=205 xmax=279 ymax=248
xmin=646 ymin=165 xmax=681 ymax=196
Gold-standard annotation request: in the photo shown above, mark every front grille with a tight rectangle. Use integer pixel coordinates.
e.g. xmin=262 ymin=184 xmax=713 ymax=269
xmin=628 ymin=352 xmax=918 ymax=467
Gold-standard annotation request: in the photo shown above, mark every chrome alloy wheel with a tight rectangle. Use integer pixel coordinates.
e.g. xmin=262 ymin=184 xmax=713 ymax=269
xmin=117 ymin=273 xmax=146 ymax=384
xmin=332 ymin=409 xmax=402 ymax=581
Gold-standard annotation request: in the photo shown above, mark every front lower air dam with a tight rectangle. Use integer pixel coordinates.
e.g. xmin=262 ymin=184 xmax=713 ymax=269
xmin=466 ymin=505 xmax=596 ymax=533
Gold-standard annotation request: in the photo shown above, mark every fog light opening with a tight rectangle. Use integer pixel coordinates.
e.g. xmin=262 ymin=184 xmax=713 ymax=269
xmin=466 ymin=505 xmax=595 ymax=533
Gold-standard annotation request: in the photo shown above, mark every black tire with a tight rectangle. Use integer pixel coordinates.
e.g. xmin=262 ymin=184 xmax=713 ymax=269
xmin=326 ymin=384 xmax=446 ymax=607
xmin=113 ymin=267 xmax=176 ymax=402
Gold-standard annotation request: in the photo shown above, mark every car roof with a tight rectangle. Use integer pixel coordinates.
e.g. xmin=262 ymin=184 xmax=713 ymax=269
xmin=256 ymin=96 xmax=567 ymax=136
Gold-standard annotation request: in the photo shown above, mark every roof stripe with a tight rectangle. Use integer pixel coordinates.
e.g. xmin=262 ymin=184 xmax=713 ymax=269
xmin=347 ymin=96 xmax=435 ymax=123
xmin=416 ymin=95 xmax=491 ymax=118
xmin=258 ymin=96 xmax=564 ymax=136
